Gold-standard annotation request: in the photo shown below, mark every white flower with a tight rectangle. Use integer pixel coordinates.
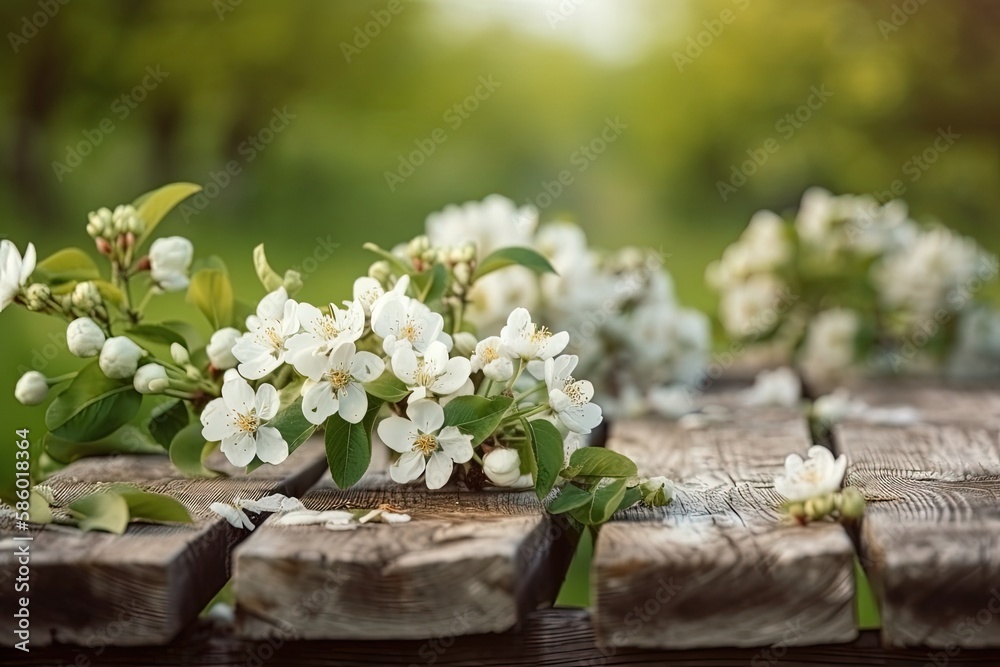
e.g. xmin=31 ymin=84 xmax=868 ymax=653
xmin=201 ymin=378 xmax=288 ymax=467
xmin=297 ymin=342 xmax=384 ymax=425
xmin=286 ymin=300 xmax=364 ymax=369
xmin=708 ymin=209 xmax=788 ymax=288
xmin=133 ymin=364 xmax=169 ymax=394
xmin=15 ymin=371 xmax=48 ymax=405
xmin=425 ymin=194 xmax=537 ymax=258
xmin=774 ymin=445 xmax=847 ymax=502
xmin=71 ymin=281 xmax=102 ymax=310
xmin=371 ymin=279 xmax=448 ymax=356
xmin=170 ymin=343 xmax=190 ymax=366
xmin=149 ymin=236 xmax=194 ymax=292
xmin=66 ymin=317 xmax=106 ymax=358
xmin=391 ymin=341 xmax=471 ymax=403
xmin=352 ymin=276 xmax=384 ymax=316
xmin=500 ymin=308 xmax=569 ymax=361
xmin=470 ymin=336 xmax=514 ymax=382
xmin=210 ymin=502 xmax=255 ymax=530
xmin=743 ymin=367 xmax=801 ymax=407
xmin=207 ymin=328 xmax=241 ymax=370
xmin=542 ymin=355 xmax=603 ymax=434
xmin=639 ymin=475 xmax=675 ymax=505
xmin=483 ymin=448 xmax=521 ymax=486
xmin=799 ymin=309 xmax=859 ymax=381
xmin=378 ymin=399 xmax=473 ymax=489
xmin=232 ymin=288 xmax=299 ymax=380
xmin=718 ymin=274 xmax=788 ymax=338
xmin=0 ymin=240 xmax=36 ymax=311
xmin=99 ymin=336 xmax=146 ymax=379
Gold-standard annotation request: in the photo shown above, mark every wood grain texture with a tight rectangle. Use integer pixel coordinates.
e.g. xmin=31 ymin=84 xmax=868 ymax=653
xmin=6 ymin=609 xmax=1000 ymax=667
xmin=0 ymin=440 xmax=327 ymax=648
xmin=234 ymin=474 xmax=579 ymax=641
xmin=840 ymin=379 xmax=1000 ymax=426
xmin=836 ymin=406 xmax=1000 ymax=649
xmin=594 ymin=395 xmax=857 ymax=649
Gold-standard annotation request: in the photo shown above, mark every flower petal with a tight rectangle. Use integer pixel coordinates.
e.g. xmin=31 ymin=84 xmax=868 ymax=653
xmin=201 ymin=398 xmax=237 ymax=442
xmin=221 ymin=433 xmax=257 ymax=467
xmin=431 ymin=356 xmax=472 ymax=396
xmin=255 ymin=383 xmax=280 ymax=420
xmin=350 ymin=351 xmax=385 ymax=383
xmin=222 ymin=377 xmax=255 ymax=413
xmin=302 ymin=381 xmax=338 ymax=426
xmin=377 ymin=416 xmax=418 ymax=453
xmin=390 ymin=450 xmax=425 ymax=484
xmin=424 ymin=451 xmax=454 ymax=489
xmin=338 ymin=382 xmax=368 ymax=424
xmin=390 ymin=346 xmax=419 ymax=384
xmin=19 ymin=243 xmax=35 ymax=284
xmin=437 ymin=426 xmax=473 ymax=464
xmin=407 ymin=399 xmax=444 ymax=434
xmin=255 ymin=426 xmax=289 ymax=465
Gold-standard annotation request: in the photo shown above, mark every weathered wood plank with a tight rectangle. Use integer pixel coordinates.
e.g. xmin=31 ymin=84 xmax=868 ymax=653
xmin=593 ymin=393 xmax=857 ymax=649
xmin=6 ymin=609 xmax=1000 ymax=666
xmin=836 ymin=391 xmax=1000 ymax=649
xmin=0 ymin=440 xmax=327 ymax=648
xmin=840 ymin=378 xmax=1000 ymax=426
xmin=234 ymin=474 xmax=579 ymax=640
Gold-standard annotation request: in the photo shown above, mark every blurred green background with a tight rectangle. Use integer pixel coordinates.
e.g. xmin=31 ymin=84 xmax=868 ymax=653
xmin=2 ymin=0 xmax=999 ymax=605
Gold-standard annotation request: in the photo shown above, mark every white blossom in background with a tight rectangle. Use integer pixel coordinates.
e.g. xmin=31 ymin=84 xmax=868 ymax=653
xmin=378 ymin=399 xmax=473 ymax=489
xmin=482 ymin=448 xmax=521 ymax=487
xmin=469 ymin=336 xmax=514 ymax=382
xmin=286 ymin=300 xmax=364 ymax=366
xmin=111 ymin=204 xmax=143 ymax=235
xmin=14 ymin=371 xmax=48 ymax=405
xmin=718 ymin=274 xmax=788 ymax=339
xmin=149 ymin=237 xmax=194 ymax=292
xmin=297 ymin=342 xmax=384 ymax=425
xmin=795 ymin=187 xmax=916 ymax=256
xmin=0 ymin=240 xmax=37 ymax=312
xmin=206 ymin=328 xmax=241 ymax=370
xmin=66 ymin=317 xmax=106 ymax=357
xmin=774 ymin=446 xmax=847 ymax=502
xmin=425 ymin=194 xmax=537 ymax=258
xmin=232 ymin=287 xmax=299 ymax=379
xmin=743 ymin=367 xmax=801 ymax=407
xmin=390 ymin=341 xmax=471 ymax=403
xmin=86 ymin=208 xmax=113 ymax=238
xmin=201 ymin=378 xmax=288 ymax=467
xmin=133 ymin=364 xmax=169 ymax=394
xmin=540 ymin=355 xmax=603 ymax=434
xmin=949 ymin=306 xmax=1000 ymax=376
xmin=99 ymin=336 xmax=146 ymax=379
xmin=874 ymin=226 xmax=992 ymax=322
xmin=799 ymin=308 xmax=860 ymax=383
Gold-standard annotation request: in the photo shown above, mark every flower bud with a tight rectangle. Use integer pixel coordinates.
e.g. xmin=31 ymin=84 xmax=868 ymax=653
xmin=453 ymin=261 xmax=472 ymax=285
xmin=66 ymin=317 xmax=107 ymax=357
xmin=133 ymin=364 xmax=169 ymax=394
xmin=453 ymin=331 xmax=478 ymax=358
xmin=368 ymin=260 xmax=391 ymax=283
xmin=804 ymin=494 xmax=835 ymax=521
xmin=112 ymin=204 xmax=143 ymax=236
xmin=99 ymin=336 xmax=146 ymax=379
xmin=838 ymin=486 xmax=866 ymax=520
xmin=15 ymin=371 xmax=48 ymax=405
xmin=87 ymin=208 xmax=113 ymax=238
xmin=149 ymin=237 xmax=194 ymax=292
xmin=96 ymin=237 xmax=112 ymax=255
xmin=170 ymin=343 xmax=191 ymax=366
xmin=483 ymin=448 xmax=521 ymax=486
xmin=207 ymin=328 xmax=241 ymax=370
xmin=282 ymin=269 xmax=303 ymax=295
xmin=71 ymin=281 xmax=102 ymax=310
xmin=25 ymin=283 xmax=51 ymax=311
xmin=639 ymin=476 xmax=675 ymax=507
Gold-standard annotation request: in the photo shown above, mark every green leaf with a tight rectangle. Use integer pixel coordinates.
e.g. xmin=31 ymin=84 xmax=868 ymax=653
xmin=111 ymin=487 xmax=193 ymax=524
xmin=93 ymin=279 xmax=126 ymax=305
xmin=253 ymin=244 xmax=284 ymax=292
xmin=442 ymin=395 xmax=513 ymax=446
xmin=472 ymin=247 xmax=556 ymax=281
xmin=527 ymin=419 xmax=564 ymax=500
xmin=325 ymin=396 xmax=382 ymax=489
xmin=169 ymin=422 xmax=220 ymax=478
xmin=362 ymin=242 xmax=413 ymax=277
xmin=363 ymin=370 xmax=410 ymax=403
xmin=270 ymin=397 xmax=317 ymax=454
xmin=34 ymin=248 xmax=100 ymax=284
xmin=412 ymin=263 xmax=449 ymax=303
xmin=565 ymin=447 xmax=638 ymax=481
xmin=187 ymin=268 xmax=234 ymax=329
xmin=126 ymin=324 xmax=188 ymax=348
xmin=148 ymin=400 xmax=190 ymax=449
xmin=546 ymin=484 xmax=592 ymax=514
xmin=45 ymin=362 xmax=143 ymax=442
xmin=44 ymin=425 xmax=162 ymax=464
xmin=568 ymin=478 xmax=628 ymax=525
xmin=70 ymin=492 xmax=130 ymax=534
xmin=134 ymin=182 xmax=202 ymax=247
xmin=617 ymin=486 xmax=644 ymax=514
xmin=161 ymin=320 xmax=204 ymax=350
xmin=29 ymin=490 xmax=53 ymax=524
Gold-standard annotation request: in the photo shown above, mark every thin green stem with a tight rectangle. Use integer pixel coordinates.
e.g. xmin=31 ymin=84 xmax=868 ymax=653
xmin=513 ymin=381 xmax=545 ymax=404
xmin=45 ymin=372 xmax=78 ymax=386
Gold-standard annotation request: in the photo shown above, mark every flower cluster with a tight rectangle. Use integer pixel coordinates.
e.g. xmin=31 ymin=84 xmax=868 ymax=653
xmin=7 ymin=184 xmax=673 ymax=529
xmin=707 ymin=187 xmax=998 ymax=386
xmin=773 ymin=446 xmax=864 ymax=524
